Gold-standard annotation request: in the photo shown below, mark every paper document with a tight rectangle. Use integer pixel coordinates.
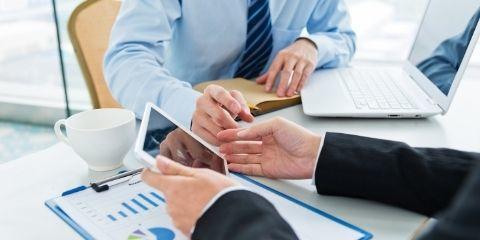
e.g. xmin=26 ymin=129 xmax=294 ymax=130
xmin=48 ymin=174 xmax=370 ymax=240
xmin=54 ymin=174 xmax=184 ymax=240
xmin=236 ymin=175 xmax=367 ymax=240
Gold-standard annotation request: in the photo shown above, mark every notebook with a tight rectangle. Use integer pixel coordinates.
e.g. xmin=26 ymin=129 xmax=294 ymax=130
xmin=194 ymin=78 xmax=301 ymax=116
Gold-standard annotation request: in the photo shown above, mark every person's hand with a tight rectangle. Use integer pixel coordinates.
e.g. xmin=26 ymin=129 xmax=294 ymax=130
xmin=142 ymin=155 xmax=238 ymax=237
xmin=159 ymin=129 xmax=209 ymax=168
xmin=160 ymin=129 xmax=228 ymax=173
xmin=256 ymin=39 xmax=318 ymax=97
xmin=192 ymin=84 xmax=254 ymax=146
xmin=217 ymin=117 xmax=322 ymax=179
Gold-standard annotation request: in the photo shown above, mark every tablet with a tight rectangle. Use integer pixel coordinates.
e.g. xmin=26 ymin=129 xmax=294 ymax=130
xmin=135 ymin=102 xmax=228 ymax=175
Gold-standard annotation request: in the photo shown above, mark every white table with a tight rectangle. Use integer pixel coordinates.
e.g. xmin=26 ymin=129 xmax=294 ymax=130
xmin=1 ymin=80 xmax=479 ymax=240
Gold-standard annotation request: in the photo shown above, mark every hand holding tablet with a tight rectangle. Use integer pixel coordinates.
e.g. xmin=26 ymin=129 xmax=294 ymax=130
xmin=134 ymin=102 xmax=228 ymax=175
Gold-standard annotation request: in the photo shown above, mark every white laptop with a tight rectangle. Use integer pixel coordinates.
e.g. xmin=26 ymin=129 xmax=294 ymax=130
xmin=301 ymin=0 xmax=480 ymax=118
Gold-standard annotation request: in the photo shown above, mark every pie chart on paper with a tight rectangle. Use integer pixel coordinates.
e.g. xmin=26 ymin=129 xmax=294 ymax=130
xmin=128 ymin=227 xmax=175 ymax=240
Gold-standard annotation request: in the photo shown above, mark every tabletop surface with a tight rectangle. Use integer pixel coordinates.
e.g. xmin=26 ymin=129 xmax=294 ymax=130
xmin=1 ymin=79 xmax=479 ymax=240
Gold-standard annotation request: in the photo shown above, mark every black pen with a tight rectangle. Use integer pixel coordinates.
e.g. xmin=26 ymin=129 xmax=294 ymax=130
xmin=90 ymin=168 xmax=143 ymax=192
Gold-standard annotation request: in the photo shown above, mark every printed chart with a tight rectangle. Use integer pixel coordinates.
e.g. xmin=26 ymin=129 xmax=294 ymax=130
xmin=55 ymin=180 xmax=185 ymax=240
xmin=105 ymin=191 xmax=164 ymax=222
xmin=128 ymin=227 xmax=175 ymax=240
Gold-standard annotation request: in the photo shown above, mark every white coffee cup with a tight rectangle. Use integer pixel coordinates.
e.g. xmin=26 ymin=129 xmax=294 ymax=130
xmin=54 ymin=108 xmax=136 ymax=171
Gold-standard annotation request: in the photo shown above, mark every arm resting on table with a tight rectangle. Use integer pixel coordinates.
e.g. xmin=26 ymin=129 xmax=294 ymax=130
xmin=315 ymin=133 xmax=480 ymax=216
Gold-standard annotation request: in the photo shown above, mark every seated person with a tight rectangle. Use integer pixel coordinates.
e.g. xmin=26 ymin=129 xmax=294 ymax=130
xmin=142 ymin=117 xmax=480 ymax=239
xmin=104 ymin=0 xmax=356 ymax=145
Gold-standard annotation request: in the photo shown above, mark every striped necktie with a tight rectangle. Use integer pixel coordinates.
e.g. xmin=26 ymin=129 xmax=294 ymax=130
xmin=234 ymin=0 xmax=273 ymax=79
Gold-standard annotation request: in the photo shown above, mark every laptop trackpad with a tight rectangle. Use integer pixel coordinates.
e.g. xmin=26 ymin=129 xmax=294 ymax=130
xmin=301 ymin=70 xmax=354 ymax=115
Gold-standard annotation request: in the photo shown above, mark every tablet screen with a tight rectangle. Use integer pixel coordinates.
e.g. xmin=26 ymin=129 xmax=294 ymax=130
xmin=142 ymin=107 xmax=227 ymax=175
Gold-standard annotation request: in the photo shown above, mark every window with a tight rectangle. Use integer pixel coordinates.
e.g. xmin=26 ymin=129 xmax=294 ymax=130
xmin=0 ymin=0 xmax=90 ymax=124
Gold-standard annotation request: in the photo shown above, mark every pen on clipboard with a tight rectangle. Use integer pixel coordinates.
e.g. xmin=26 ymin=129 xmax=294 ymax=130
xmin=90 ymin=168 xmax=143 ymax=192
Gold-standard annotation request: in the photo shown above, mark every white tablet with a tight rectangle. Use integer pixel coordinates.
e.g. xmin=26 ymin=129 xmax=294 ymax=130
xmin=134 ymin=102 xmax=228 ymax=175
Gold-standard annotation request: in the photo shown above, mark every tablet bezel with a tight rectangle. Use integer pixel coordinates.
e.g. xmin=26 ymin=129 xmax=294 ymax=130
xmin=134 ymin=102 xmax=229 ymax=175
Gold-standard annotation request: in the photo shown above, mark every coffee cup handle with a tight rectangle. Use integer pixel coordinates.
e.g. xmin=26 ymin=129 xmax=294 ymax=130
xmin=54 ymin=119 xmax=70 ymax=145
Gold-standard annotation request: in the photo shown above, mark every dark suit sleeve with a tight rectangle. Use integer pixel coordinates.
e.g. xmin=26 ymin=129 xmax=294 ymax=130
xmin=418 ymin=164 xmax=480 ymax=240
xmin=315 ymin=133 xmax=480 ymax=216
xmin=192 ymin=190 xmax=298 ymax=240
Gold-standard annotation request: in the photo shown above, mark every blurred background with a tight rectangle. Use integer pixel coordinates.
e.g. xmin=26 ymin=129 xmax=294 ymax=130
xmin=0 ymin=0 xmax=479 ymax=162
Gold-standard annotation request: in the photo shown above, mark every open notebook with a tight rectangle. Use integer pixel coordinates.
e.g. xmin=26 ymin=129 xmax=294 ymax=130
xmin=194 ymin=78 xmax=301 ymax=116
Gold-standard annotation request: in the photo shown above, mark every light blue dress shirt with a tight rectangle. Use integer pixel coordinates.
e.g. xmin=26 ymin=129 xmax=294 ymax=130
xmin=104 ymin=0 xmax=356 ymax=128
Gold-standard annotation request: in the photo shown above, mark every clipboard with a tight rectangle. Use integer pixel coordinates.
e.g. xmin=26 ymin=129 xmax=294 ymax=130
xmin=44 ymin=168 xmax=187 ymax=240
xmin=45 ymin=169 xmax=373 ymax=240
xmin=45 ymin=186 xmax=94 ymax=240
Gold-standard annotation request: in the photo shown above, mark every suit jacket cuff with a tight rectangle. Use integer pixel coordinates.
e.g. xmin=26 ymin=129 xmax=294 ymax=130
xmin=192 ymin=190 xmax=297 ymax=239
xmin=191 ymin=186 xmax=248 ymax=234
xmin=314 ymin=132 xmax=377 ymax=196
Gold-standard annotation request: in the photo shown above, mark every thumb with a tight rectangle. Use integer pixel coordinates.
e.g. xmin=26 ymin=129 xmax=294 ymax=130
xmin=156 ymin=155 xmax=195 ymax=177
xmin=230 ymin=90 xmax=254 ymax=122
xmin=236 ymin=118 xmax=281 ymax=140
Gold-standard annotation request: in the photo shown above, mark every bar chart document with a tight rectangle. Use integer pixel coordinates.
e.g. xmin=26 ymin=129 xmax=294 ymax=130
xmin=46 ymin=174 xmax=371 ymax=240
xmin=50 ymin=176 xmax=184 ymax=240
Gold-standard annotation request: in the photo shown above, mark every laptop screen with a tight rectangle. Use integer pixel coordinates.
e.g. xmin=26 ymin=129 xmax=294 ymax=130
xmin=408 ymin=0 xmax=479 ymax=96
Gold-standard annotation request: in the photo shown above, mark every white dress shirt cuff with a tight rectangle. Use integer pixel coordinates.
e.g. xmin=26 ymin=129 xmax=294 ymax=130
xmin=191 ymin=186 xmax=249 ymax=235
xmin=311 ymin=133 xmax=326 ymax=185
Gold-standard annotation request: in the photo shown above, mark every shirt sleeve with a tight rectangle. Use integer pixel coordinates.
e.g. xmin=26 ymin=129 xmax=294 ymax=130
xmin=300 ymin=0 xmax=356 ymax=69
xmin=311 ymin=133 xmax=326 ymax=184
xmin=103 ymin=0 xmax=202 ymax=128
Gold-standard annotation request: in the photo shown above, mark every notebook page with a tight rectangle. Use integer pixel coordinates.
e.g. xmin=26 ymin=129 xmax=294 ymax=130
xmin=194 ymin=78 xmax=299 ymax=107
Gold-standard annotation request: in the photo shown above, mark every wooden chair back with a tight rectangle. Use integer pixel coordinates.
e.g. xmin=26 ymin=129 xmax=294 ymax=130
xmin=68 ymin=0 xmax=122 ymax=108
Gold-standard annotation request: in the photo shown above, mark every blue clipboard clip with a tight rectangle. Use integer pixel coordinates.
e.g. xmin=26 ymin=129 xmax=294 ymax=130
xmin=62 ymin=185 xmax=88 ymax=196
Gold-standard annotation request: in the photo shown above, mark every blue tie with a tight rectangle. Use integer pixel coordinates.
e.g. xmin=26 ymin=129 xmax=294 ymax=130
xmin=234 ymin=0 xmax=273 ymax=79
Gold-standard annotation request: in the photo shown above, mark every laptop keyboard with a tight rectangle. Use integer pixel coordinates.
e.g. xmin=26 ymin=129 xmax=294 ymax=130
xmin=340 ymin=68 xmax=417 ymax=110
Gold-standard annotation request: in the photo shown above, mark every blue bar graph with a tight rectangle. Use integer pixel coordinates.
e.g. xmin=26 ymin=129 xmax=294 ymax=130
xmin=150 ymin=192 xmax=165 ymax=203
xmin=119 ymin=211 xmax=127 ymax=218
xmin=122 ymin=202 xmax=138 ymax=214
xmin=107 ymin=214 xmax=117 ymax=221
xmin=132 ymin=199 xmax=148 ymax=211
xmin=105 ymin=191 xmax=166 ymax=222
xmin=139 ymin=193 xmax=159 ymax=207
